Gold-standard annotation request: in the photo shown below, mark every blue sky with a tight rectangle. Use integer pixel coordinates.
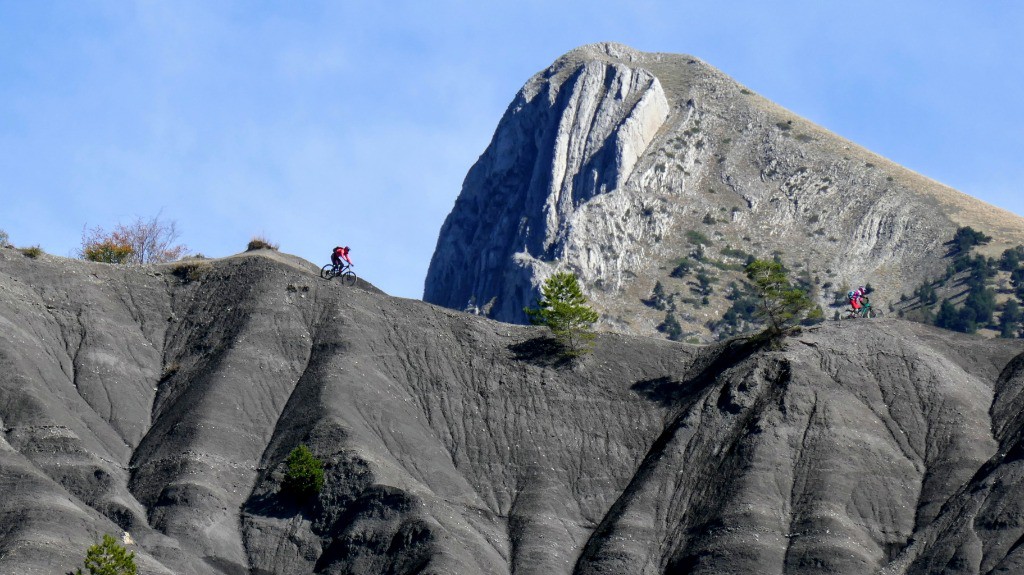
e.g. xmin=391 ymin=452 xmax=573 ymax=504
xmin=2 ymin=1 xmax=1022 ymax=299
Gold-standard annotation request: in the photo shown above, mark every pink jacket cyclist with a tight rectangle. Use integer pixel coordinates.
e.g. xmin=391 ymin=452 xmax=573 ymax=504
xmin=331 ymin=246 xmax=353 ymax=268
xmin=849 ymin=286 xmax=866 ymax=310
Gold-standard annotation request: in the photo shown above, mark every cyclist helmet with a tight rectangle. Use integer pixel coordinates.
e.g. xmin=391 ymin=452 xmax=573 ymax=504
xmin=344 ymin=246 xmax=350 ymax=251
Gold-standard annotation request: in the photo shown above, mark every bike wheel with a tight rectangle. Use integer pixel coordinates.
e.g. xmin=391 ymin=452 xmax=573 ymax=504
xmin=321 ymin=264 xmax=334 ymax=279
xmin=868 ymin=308 xmax=878 ymax=318
xmin=341 ymin=271 xmax=357 ymax=286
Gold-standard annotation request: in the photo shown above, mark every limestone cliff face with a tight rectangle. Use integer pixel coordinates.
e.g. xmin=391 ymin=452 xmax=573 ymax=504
xmin=424 ymin=43 xmax=1024 ymax=339
xmin=424 ymin=43 xmax=670 ymax=323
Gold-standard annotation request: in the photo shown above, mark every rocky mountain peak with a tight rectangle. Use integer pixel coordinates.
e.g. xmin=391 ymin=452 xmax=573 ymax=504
xmin=425 ymin=44 xmax=1024 ymax=340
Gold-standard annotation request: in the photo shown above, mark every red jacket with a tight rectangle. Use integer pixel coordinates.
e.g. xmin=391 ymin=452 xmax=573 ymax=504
xmin=332 ymin=247 xmax=352 ymax=266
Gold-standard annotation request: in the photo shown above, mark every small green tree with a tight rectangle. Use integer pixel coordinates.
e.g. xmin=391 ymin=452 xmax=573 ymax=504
xmin=935 ymin=299 xmax=960 ymax=330
xmin=525 ymin=272 xmax=599 ymax=357
xmin=949 ymin=226 xmax=992 ymax=255
xmin=1000 ymin=246 xmax=1024 ymax=271
xmin=694 ymin=271 xmax=714 ymax=296
xmin=744 ymin=259 xmax=816 ymax=335
xmin=282 ymin=444 xmax=324 ymax=499
xmin=915 ymin=282 xmax=938 ymax=306
xmin=75 ymin=534 xmax=137 ymax=575
xmin=658 ymin=311 xmax=683 ymax=341
xmin=999 ymin=299 xmax=1022 ymax=338
xmin=670 ymin=258 xmax=692 ymax=278
xmin=648 ymin=280 xmax=668 ymax=310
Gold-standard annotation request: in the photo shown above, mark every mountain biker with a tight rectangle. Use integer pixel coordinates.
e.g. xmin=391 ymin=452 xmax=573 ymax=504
xmin=848 ymin=286 xmax=866 ymax=313
xmin=331 ymin=246 xmax=353 ymax=270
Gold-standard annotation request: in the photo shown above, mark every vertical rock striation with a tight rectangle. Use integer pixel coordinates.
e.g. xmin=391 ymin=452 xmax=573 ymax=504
xmin=424 ymin=42 xmax=1024 ymax=340
xmin=424 ymin=43 xmax=670 ymax=324
xmin=3 ymin=249 xmax=1024 ymax=574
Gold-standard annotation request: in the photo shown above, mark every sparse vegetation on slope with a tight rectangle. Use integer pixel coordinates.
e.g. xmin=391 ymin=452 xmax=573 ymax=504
xmin=247 ymin=235 xmax=279 ymax=251
xmin=281 ymin=444 xmax=324 ymax=499
xmin=80 ymin=214 xmax=187 ymax=264
xmin=170 ymin=258 xmax=213 ymax=283
xmin=897 ymin=227 xmax=1024 ymax=338
xmin=745 ymin=259 xmax=818 ymax=335
xmin=19 ymin=245 xmax=43 ymax=258
xmin=424 ymin=44 xmax=1024 ymax=346
xmin=74 ymin=534 xmax=137 ymax=575
xmin=525 ymin=271 xmax=599 ymax=357
xmin=82 ymin=239 xmax=134 ymax=264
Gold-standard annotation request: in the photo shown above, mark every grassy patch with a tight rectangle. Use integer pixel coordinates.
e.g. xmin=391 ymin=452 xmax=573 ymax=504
xmin=706 ymin=259 xmax=745 ymax=272
xmin=685 ymin=230 xmax=711 ymax=246
xmin=720 ymin=246 xmax=752 ymax=261
xmin=19 ymin=245 xmax=43 ymax=259
xmin=171 ymin=259 xmax=213 ymax=283
xmin=247 ymin=236 xmax=279 ymax=251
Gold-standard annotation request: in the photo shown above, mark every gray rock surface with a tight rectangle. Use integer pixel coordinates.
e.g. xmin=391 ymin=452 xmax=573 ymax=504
xmin=424 ymin=42 xmax=1024 ymax=340
xmin=2 ymin=246 xmax=1023 ymax=574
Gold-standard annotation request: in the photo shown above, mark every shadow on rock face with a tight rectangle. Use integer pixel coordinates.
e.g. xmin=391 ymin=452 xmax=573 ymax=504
xmin=244 ymin=488 xmax=313 ymax=521
xmin=631 ymin=376 xmax=693 ymax=408
xmin=508 ymin=336 xmax=574 ymax=368
xmin=631 ymin=337 xmax=768 ymax=410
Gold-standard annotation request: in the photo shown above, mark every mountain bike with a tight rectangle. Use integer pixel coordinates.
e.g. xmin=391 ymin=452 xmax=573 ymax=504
xmin=321 ymin=263 xmax=357 ymax=286
xmin=841 ymin=296 xmax=878 ymax=319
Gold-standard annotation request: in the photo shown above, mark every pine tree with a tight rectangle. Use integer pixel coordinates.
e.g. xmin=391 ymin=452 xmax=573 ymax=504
xmin=935 ymin=299 xmax=961 ymax=331
xmin=949 ymin=226 xmax=992 ymax=255
xmin=1012 ymin=268 xmax=1024 ymax=301
xmin=281 ymin=444 xmax=325 ymax=499
xmin=650 ymin=280 xmax=668 ymax=310
xmin=744 ymin=259 xmax=815 ymax=335
xmin=525 ymin=272 xmax=599 ymax=357
xmin=963 ymin=284 xmax=996 ymax=327
xmin=658 ymin=311 xmax=683 ymax=341
xmin=694 ymin=271 xmax=714 ymax=296
xmin=75 ymin=534 xmax=137 ymax=575
xmin=999 ymin=299 xmax=1022 ymax=338
xmin=999 ymin=246 xmax=1024 ymax=271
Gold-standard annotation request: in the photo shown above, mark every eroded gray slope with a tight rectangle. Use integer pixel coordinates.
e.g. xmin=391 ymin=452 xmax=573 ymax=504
xmin=878 ymin=351 xmax=1024 ymax=575
xmin=1 ymin=247 xmax=1023 ymax=574
xmin=0 ymin=249 xmax=694 ymax=574
xmin=0 ymin=249 xmax=199 ymax=574
xmin=575 ymin=321 xmax=1011 ymax=575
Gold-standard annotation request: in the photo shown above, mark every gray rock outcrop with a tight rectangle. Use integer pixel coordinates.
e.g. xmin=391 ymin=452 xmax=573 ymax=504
xmin=3 ymin=247 xmax=1024 ymax=574
xmin=424 ymin=42 xmax=1024 ymax=339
